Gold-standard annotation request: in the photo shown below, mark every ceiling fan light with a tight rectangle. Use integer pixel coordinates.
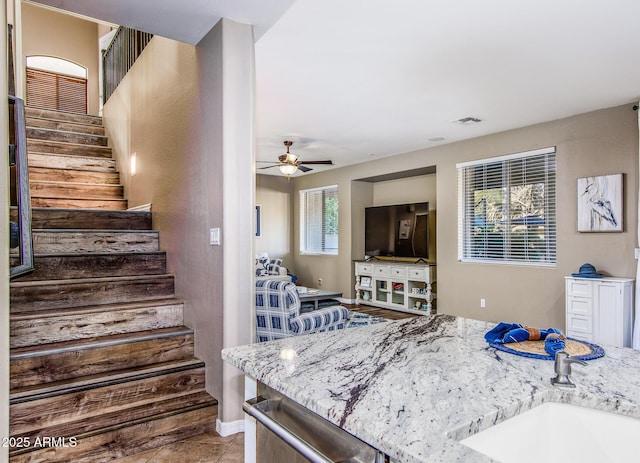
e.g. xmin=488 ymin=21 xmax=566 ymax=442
xmin=279 ymin=153 xmax=299 ymax=164
xmin=279 ymin=164 xmax=298 ymax=175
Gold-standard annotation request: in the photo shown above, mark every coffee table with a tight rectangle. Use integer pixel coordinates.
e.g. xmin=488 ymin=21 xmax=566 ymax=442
xmin=298 ymin=288 xmax=343 ymax=311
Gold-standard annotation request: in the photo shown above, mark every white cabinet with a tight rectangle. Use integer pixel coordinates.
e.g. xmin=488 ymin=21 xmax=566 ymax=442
xmin=355 ymin=261 xmax=436 ymax=315
xmin=565 ymin=276 xmax=634 ymax=347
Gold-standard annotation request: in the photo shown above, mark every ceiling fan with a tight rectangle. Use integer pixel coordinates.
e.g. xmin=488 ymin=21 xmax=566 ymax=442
xmin=258 ymin=141 xmax=333 ymax=175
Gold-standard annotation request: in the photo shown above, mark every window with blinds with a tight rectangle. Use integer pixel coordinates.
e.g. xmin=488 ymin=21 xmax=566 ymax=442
xmin=457 ymin=147 xmax=556 ymax=266
xmin=299 ymin=185 xmax=339 ymax=255
xmin=26 ymin=68 xmax=87 ymax=114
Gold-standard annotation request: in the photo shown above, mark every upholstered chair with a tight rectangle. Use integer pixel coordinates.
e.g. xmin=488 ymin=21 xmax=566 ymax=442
xmin=255 ymin=279 xmax=349 ymax=342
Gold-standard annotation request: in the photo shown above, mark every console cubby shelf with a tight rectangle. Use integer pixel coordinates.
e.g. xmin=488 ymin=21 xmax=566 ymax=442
xmin=354 ymin=261 xmax=436 ymax=315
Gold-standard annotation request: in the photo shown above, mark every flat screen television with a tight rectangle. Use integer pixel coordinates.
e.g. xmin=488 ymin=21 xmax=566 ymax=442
xmin=365 ymin=202 xmax=429 ymax=260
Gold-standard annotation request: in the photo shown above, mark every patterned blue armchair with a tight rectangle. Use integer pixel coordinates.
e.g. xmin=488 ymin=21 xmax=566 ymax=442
xmin=255 ymin=279 xmax=349 ymax=342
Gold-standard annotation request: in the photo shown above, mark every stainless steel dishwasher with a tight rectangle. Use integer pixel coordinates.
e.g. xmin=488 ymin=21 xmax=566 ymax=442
xmin=243 ymin=384 xmax=388 ymax=463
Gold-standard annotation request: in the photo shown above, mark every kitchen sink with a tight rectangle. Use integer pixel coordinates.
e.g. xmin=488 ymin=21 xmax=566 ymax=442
xmin=460 ymin=402 xmax=640 ymax=463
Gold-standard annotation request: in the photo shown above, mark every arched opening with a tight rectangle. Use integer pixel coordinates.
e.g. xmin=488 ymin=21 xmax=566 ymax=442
xmin=26 ymin=56 xmax=88 ymax=113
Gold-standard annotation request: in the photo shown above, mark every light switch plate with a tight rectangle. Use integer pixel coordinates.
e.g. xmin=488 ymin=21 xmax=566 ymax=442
xmin=209 ymin=228 xmax=220 ymax=245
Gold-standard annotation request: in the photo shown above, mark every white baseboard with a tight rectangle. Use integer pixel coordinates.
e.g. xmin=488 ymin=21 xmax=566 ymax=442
xmin=338 ymin=297 xmax=356 ymax=304
xmin=127 ymin=203 xmax=152 ymax=212
xmin=216 ymin=418 xmax=245 ymax=436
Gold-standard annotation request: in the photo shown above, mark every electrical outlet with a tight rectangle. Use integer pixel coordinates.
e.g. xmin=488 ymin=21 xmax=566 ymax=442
xmin=318 ymin=278 xmax=322 ymax=287
xmin=480 ymin=298 xmax=486 ymax=309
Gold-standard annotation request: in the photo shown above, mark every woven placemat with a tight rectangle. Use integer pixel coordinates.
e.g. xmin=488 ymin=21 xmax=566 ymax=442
xmin=489 ymin=338 xmax=605 ymax=361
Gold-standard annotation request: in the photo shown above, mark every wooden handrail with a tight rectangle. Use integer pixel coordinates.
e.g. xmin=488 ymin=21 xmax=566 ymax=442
xmin=8 ymin=24 xmax=15 ymax=97
xmin=9 ymin=95 xmax=34 ymax=278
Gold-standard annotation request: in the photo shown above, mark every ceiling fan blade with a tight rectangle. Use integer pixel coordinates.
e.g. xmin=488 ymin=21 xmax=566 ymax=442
xmin=299 ymin=160 xmax=333 ymax=165
xmin=298 ymin=165 xmax=313 ymax=173
xmin=257 ymin=164 xmax=279 ymax=170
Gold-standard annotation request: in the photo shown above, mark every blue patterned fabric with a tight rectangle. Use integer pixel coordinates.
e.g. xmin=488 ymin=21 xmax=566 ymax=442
xmin=255 ymin=279 xmax=349 ymax=342
xmin=255 ymin=256 xmax=285 ymax=277
xmin=345 ymin=312 xmax=386 ymax=328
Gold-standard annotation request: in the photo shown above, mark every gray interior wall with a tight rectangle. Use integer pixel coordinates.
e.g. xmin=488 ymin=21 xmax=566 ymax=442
xmin=255 ymin=174 xmax=293 ymax=269
xmin=102 ymin=20 xmax=255 ymax=423
xmin=350 ymin=181 xmax=373 ymax=264
xmin=102 ymin=34 xmax=223 ymax=396
xmin=291 ymin=104 xmax=638 ymax=329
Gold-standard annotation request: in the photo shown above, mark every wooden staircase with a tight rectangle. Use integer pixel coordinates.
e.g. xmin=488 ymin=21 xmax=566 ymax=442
xmin=8 ymin=108 xmax=216 ymax=462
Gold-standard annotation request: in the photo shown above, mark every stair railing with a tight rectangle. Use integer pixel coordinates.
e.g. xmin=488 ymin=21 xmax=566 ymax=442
xmin=8 ymin=21 xmax=34 ymax=278
xmin=102 ymin=26 xmax=153 ymax=102
xmin=9 ymin=96 xmax=34 ymax=278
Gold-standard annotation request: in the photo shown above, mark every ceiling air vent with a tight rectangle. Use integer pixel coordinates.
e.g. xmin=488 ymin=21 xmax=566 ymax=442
xmin=453 ymin=116 xmax=482 ymax=125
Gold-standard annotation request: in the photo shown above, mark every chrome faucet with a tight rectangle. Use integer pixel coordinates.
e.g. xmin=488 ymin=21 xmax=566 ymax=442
xmin=551 ymin=351 xmax=587 ymax=388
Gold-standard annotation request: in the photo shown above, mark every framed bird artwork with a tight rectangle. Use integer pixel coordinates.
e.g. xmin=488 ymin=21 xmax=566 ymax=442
xmin=577 ymin=173 xmax=623 ymax=232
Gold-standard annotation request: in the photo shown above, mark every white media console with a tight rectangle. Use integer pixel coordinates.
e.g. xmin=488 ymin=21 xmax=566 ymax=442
xmin=354 ymin=260 xmax=436 ymax=315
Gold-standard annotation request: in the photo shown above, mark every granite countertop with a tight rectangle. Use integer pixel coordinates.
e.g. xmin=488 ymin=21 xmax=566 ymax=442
xmin=222 ymin=315 xmax=640 ymax=462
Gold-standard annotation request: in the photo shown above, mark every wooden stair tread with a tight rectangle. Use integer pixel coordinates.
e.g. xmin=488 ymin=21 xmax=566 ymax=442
xmin=31 ymin=197 xmax=126 ymax=203
xmin=11 ymin=370 xmax=208 ymax=439
xmin=10 ymin=298 xmax=184 ymax=348
xmin=30 ymin=179 xmax=123 ymax=188
xmin=9 ymin=403 xmax=217 ymax=462
xmin=29 ymin=166 xmax=120 ymax=184
xmin=10 ymin=273 xmax=172 ymax=289
xmin=10 ymin=250 xmax=165 ymax=261
xmin=30 ymin=229 xmax=155 ymax=238
xmin=17 ymin=207 xmax=152 ymax=230
xmin=25 ymin=107 xmax=103 ymax=125
xmin=29 ymin=152 xmax=116 ymax=171
xmin=10 ymin=275 xmax=175 ymax=312
xmin=26 ymin=127 xmax=109 ymax=146
xmin=9 ymin=252 xmax=167 ymax=281
xmin=10 ymin=298 xmax=183 ymax=320
xmin=10 ymin=325 xmax=193 ymax=359
xmin=26 ymin=116 xmax=105 ymax=135
xmin=26 ymin=114 xmax=104 ymax=127
xmin=30 ymin=181 xmax=124 ymax=200
xmin=31 ymin=198 xmax=128 ymax=210
xmin=30 ymin=228 xmax=157 ymax=234
xmin=27 ymin=139 xmax=113 ymax=158
xmin=28 ymin=151 xmax=112 ymax=160
xmin=26 ymin=126 xmax=108 ymax=140
xmin=10 ymin=358 xmax=204 ymax=403
xmin=9 ymin=392 xmax=217 ymax=454
xmin=12 ymin=250 xmax=166 ymax=258
xmin=10 ymin=330 xmax=194 ymax=389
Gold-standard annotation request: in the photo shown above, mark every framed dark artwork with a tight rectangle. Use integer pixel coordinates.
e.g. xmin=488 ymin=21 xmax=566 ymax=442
xmin=256 ymin=205 xmax=261 ymax=237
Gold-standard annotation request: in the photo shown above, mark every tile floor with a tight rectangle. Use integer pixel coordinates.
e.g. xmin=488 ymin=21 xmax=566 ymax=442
xmin=111 ymin=431 xmax=243 ymax=463
xmin=111 ymin=306 xmax=410 ymax=463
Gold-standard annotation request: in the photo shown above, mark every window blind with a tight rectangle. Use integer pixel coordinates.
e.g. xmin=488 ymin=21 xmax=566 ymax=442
xmin=299 ymin=185 xmax=339 ymax=255
xmin=457 ymin=147 xmax=556 ymax=265
xmin=26 ymin=68 xmax=87 ymax=114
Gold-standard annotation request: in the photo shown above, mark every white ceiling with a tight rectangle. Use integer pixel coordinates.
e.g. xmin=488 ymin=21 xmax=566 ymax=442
xmin=31 ymin=0 xmax=640 ymax=177
xmin=28 ymin=0 xmax=296 ymax=42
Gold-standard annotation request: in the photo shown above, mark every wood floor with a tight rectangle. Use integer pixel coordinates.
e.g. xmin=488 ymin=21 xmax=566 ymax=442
xmin=345 ymin=303 xmax=418 ymax=320
xmin=111 ymin=431 xmax=243 ymax=463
